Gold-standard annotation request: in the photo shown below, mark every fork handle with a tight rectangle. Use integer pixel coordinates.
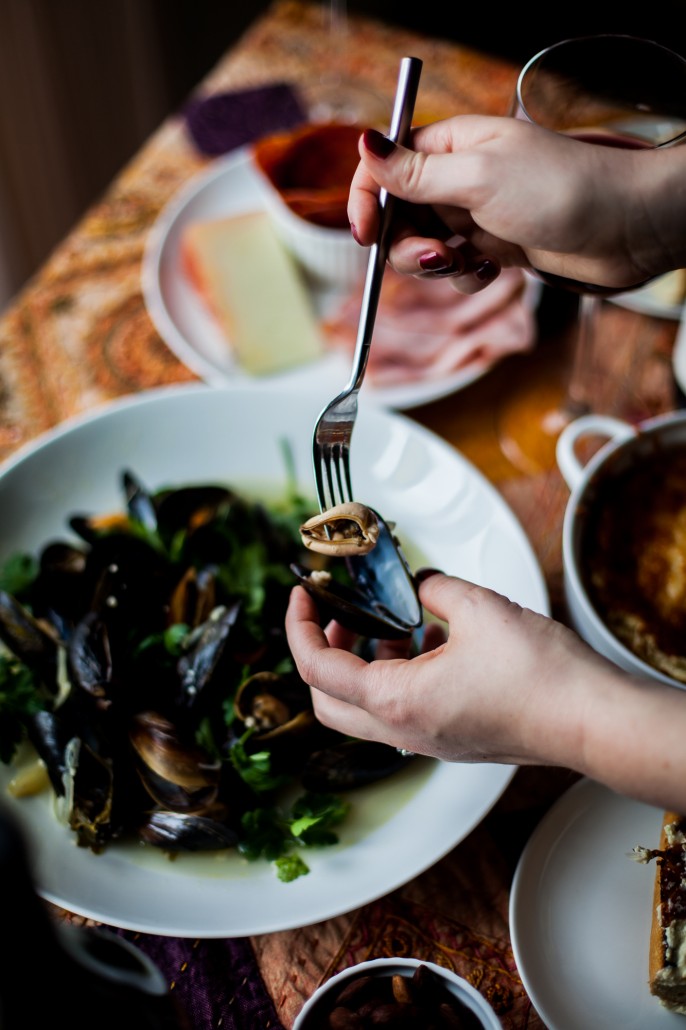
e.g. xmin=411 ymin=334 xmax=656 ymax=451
xmin=345 ymin=55 xmax=423 ymax=394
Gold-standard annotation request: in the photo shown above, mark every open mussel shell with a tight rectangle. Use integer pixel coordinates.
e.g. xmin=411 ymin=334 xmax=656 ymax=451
xmin=291 ymin=509 xmax=422 ymax=640
xmin=129 ymin=711 xmax=221 ymax=812
xmin=232 ymin=670 xmax=336 ymax=773
xmin=233 ymin=671 xmax=311 ymax=736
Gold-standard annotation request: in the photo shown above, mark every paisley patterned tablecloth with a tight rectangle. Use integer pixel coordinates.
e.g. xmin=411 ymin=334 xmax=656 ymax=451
xmin=1 ymin=3 xmax=680 ymax=1028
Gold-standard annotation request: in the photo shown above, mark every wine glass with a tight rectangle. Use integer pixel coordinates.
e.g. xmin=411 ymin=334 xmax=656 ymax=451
xmin=301 ymin=0 xmax=391 ymax=127
xmin=496 ymin=35 xmax=686 ymax=475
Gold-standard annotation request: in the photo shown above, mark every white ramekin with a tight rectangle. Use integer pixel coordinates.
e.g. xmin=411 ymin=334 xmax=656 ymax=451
xmin=251 ymin=164 xmax=368 ymax=291
xmin=292 ymin=957 xmax=502 ymax=1029
xmin=249 ymin=121 xmax=369 ymax=292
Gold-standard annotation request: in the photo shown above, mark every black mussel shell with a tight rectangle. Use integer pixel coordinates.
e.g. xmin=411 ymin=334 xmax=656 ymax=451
xmin=0 ymin=589 xmax=61 ymax=693
xmin=301 ymin=740 xmax=413 ymax=791
xmin=26 ymin=710 xmax=72 ymax=796
xmin=291 ymin=510 xmax=422 ymax=640
xmin=139 ymin=811 xmax=239 ymax=852
xmin=175 ymin=601 xmax=242 ymax=711
xmin=67 ymin=611 xmax=113 ymax=702
xmin=64 ymin=737 xmax=118 ymax=851
xmin=129 ymin=710 xmax=221 ymax=813
xmin=122 ymin=470 xmax=158 ymax=534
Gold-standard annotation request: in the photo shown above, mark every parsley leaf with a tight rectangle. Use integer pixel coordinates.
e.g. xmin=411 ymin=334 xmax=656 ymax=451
xmin=0 ymin=653 xmax=47 ymax=763
xmin=229 ymin=730 xmax=290 ymax=793
xmin=274 ymin=853 xmax=309 ymax=882
xmin=238 ymin=807 xmax=289 ymax=861
xmin=237 ymin=790 xmax=348 ymax=882
xmin=0 ymin=553 xmax=38 ymax=598
xmin=289 ymin=792 xmax=349 ymax=846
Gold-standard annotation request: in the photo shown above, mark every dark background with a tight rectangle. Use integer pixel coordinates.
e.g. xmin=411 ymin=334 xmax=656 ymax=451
xmin=156 ymin=1 xmax=686 ymax=108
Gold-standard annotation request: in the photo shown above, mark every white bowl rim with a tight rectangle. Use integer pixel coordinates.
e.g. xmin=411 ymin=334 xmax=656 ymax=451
xmin=292 ymin=956 xmax=502 ymax=1029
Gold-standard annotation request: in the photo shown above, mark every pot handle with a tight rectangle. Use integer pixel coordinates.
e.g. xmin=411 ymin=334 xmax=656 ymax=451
xmin=556 ymin=414 xmax=637 ymax=491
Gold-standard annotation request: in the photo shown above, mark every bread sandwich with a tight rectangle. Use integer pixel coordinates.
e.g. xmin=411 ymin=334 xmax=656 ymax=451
xmin=635 ymin=810 xmax=686 ymax=1013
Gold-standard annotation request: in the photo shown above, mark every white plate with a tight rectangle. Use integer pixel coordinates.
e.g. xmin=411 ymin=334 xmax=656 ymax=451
xmin=0 ymin=383 xmax=549 ymax=937
xmin=141 ymin=148 xmax=535 ymax=411
xmin=609 ymin=274 xmax=685 ymax=320
xmin=510 ymin=778 xmax=683 ymax=1029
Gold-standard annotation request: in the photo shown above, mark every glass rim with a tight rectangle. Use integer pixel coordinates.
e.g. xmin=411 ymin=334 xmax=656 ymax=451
xmin=515 ymin=33 xmax=686 ymax=148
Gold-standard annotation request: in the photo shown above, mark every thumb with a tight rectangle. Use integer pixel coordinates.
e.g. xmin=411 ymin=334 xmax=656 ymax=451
xmin=416 ymin=569 xmax=483 ymax=626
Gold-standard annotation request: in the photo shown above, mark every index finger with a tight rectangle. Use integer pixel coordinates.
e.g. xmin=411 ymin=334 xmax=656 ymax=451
xmin=348 ymin=156 xmax=382 ymax=245
xmin=285 ymin=586 xmax=371 ymax=704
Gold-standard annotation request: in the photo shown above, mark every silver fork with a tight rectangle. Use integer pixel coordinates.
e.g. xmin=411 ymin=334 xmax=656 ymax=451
xmin=312 ymin=55 xmax=423 ymax=512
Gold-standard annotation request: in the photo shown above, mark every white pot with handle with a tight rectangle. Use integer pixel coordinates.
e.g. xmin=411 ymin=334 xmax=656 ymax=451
xmin=557 ymin=410 xmax=686 ymax=688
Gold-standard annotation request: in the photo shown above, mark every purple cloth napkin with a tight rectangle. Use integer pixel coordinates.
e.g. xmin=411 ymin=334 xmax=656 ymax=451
xmin=184 ymin=83 xmax=307 ymax=156
xmin=117 ymin=930 xmax=286 ymax=1029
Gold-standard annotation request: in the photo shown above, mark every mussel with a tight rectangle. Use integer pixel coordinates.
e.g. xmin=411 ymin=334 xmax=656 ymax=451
xmin=299 ymin=502 xmax=380 ymax=556
xmin=0 ymin=590 xmax=62 ymax=695
xmin=233 ymin=671 xmax=313 ymax=737
xmin=291 ymin=505 xmax=422 ymax=640
xmin=67 ymin=611 xmax=113 ymax=703
xmin=175 ymin=602 xmax=242 ymax=712
xmin=138 ymin=810 xmax=239 ymax=852
xmin=232 ymin=670 xmax=335 ymax=772
xmin=129 ymin=711 xmax=221 ymax=813
xmin=302 ymin=740 xmax=414 ymax=791
xmin=167 ymin=564 xmax=218 ymax=628
xmin=62 ymin=736 xmax=117 ymax=851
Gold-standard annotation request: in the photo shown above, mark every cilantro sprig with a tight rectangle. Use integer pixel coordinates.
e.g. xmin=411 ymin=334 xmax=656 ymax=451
xmin=238 ymin=791 xmax=350 ymax=881
xmin=0 ymin=653 xmax=48 ymax=763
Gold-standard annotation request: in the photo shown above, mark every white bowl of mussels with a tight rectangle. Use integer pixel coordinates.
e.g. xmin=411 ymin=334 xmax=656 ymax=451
xmin=0 ymin=382 xmax=547 ymax=937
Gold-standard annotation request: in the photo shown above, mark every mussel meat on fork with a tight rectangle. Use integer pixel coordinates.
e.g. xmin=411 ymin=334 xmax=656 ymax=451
xmin=299 ymin=502 xmax=380 ymax=556
xmin=292 ymin=503 xmax=422 ymax=640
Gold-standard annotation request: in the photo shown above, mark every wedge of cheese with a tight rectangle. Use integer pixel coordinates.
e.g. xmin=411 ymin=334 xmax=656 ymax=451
xmin=181 ymin=211 xmax=323 ymax=375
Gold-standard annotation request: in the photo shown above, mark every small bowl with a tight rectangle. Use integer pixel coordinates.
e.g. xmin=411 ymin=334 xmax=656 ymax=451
xmin=557 ymin=410 xmax=686 ymax=688
xmin=250 ymin=122 xmax=368 ymax=290
xmin=292 ymin=957 xmax=502 ymax=1029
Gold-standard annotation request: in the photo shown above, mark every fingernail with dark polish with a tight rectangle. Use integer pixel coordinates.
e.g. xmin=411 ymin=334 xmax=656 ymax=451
xmin=415 ymin=567 xmax=443 ymax=583
xmin=419 ymin=252 xmax=452 ymax=272
xmin=363 ymin=127 xmax=396 ymax=159
xmin=474 ymin=258 xmax=499 ymax=282
xmin=350 ymin=222 xmax=363 ymax=245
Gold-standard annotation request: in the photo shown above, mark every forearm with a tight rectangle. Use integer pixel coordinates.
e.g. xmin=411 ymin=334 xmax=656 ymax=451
xmin=570 ymin=662 xmax=686 ymax=811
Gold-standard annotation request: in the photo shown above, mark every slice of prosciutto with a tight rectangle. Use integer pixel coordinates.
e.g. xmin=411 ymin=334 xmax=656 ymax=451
xmin=322 ymin=266 xmax=537 ymax=387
